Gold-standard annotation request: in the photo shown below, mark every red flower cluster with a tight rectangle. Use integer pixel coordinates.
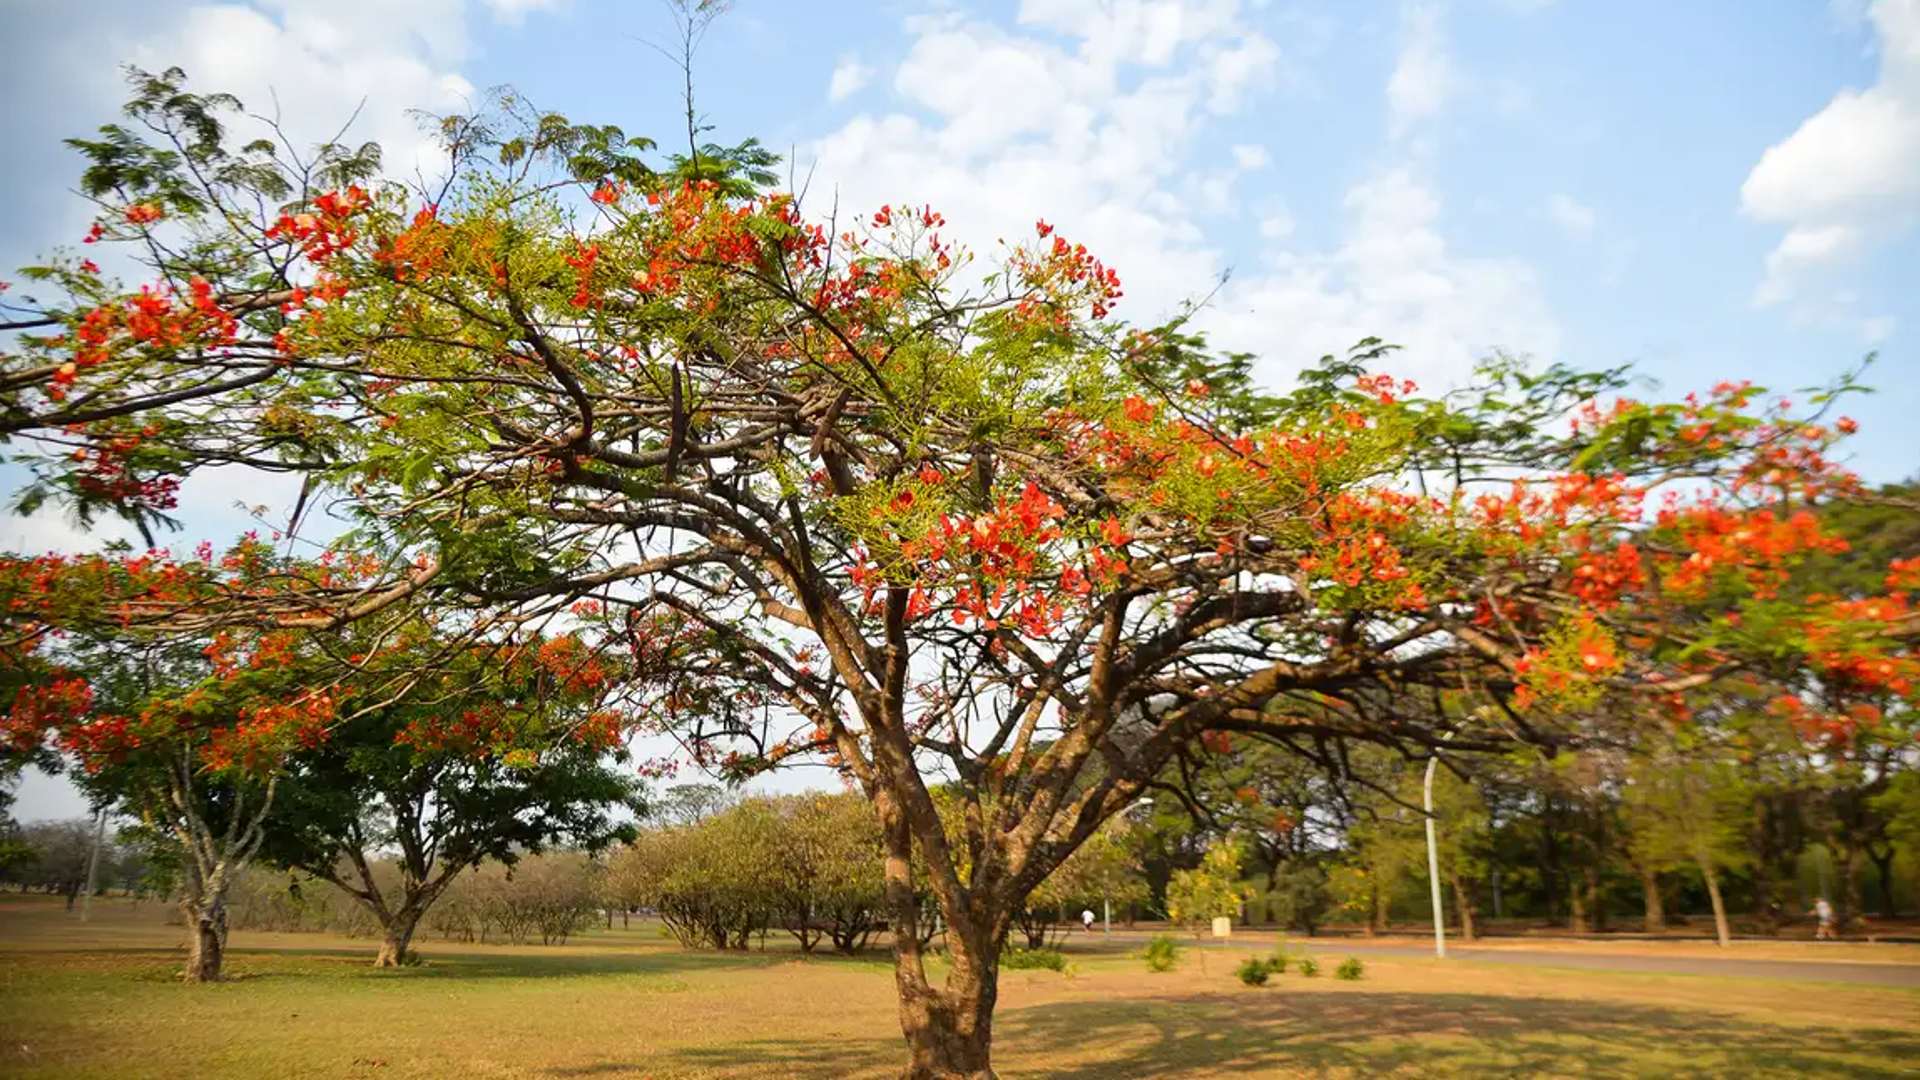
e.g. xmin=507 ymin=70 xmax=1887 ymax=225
xmin=266 ymin=186 xmax=371 ymax=262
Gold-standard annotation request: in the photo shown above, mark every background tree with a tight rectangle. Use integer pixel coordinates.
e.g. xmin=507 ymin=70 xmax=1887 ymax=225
xmin=14 ymin=818 xmax=95 ymax=906
xmin=1624 ymin=742 xmax=1751 ymax=946
xmin=257 ymin=626 xmax=642 ymax=966
xmin=1165 ymin=842 xmax=1249 ymax=935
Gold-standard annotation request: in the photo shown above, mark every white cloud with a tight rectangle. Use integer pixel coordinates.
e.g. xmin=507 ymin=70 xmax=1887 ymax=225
xmin=1386 ymin=2 xmax=1456 ymax=139
xmin=485 ymin=0 xmax=566 ymax=24
xmin=828 ymin=56 xmax=872 ymax=102
xmin=1 ymin=1 xmax=549 ymax=560
xmin=1545 ymin=193 xmax=1596 ymax=240
xmin=128 ymin=1 xmax=479 ymax=185
xmin=808 ymin=4 xmax=1285 ymax=320
xmin=1209 ymin=168 xmax=1559 ymax=393
xmin=802 ymin=1 xmax=1556 ymax=397
xmin=1741 ymin=0 xmax=1919 ymax=335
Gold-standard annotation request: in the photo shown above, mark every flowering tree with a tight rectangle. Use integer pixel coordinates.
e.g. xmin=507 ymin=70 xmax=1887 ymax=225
xmin=5 ymin=74 xmax=1917 ymax=1073
xmin=0 ymin=538 xmax=634 ymax=978
xmin=255 ymin=625 xmax=642 ymax=967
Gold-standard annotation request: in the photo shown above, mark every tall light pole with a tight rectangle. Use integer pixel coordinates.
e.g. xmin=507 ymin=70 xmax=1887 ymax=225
xmin=80 ymin=806 xmax=107 ymax=923
xmin=1423 ymin=732 xmax=1456 ymax=959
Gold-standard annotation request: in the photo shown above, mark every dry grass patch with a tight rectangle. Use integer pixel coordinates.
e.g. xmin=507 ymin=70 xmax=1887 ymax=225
xmin=2 ymin=896 xmax=1916 ymax=1078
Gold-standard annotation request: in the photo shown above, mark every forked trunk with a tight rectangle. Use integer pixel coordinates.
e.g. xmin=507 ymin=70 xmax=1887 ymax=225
xmin=182 ymin=900 xmax=227 ymax=983
xmin=374 ymin=908 xmax=423 ymax=967
xmin=877 ymin=788 xmax=999 ymax=1078
xmin=1868 ymin=847 xmax=1897 ymax=918
xmin=1639 ymin=867 xmax=1665 ymax=932
xmin=897 ymin=943 xmax=998 ymax=1080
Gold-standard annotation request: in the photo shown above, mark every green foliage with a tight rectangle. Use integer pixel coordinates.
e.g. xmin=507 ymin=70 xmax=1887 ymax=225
xmin=1234 ymin=956 xmax=1273 ymax=986
xmin=1015 ymin=816 xmax=1149 ymax=947
xmin=610 ymin=793 xmax=885 ymax=954
xmin=1297 ymin=956 xmax=1320 ymax=977
xmin=1166 ymin=842 xmax=1248 ymax=932
xmin=1622 ymin=747 xmax=1751 ymax=877
xmin=1143 ymin=934 xmax=1181 ymax=973
xmin=1002 ymin=947 xmax=1068 ymax=972
xmin=1335 ymin=956 xmax=1364 ymax=981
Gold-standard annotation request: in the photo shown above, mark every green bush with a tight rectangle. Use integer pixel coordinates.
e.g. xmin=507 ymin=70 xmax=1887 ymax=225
xmin=1335 ymin=956 xmax=1364 ymax=981
xmin=1297 ymin=956 xmax=1320 ymax=977
xmin=1003 ymin=947 xmax=1068 ymax=972
xmin=1144 ymin=934 xmax=1181 ymax=973
xmin=1235 ymin=957 xmax=1272 ymax=986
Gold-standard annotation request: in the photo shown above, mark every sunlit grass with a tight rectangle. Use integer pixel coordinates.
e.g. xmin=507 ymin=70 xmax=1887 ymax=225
xmin=2 ymin=894 xmax=1915 ymax=1078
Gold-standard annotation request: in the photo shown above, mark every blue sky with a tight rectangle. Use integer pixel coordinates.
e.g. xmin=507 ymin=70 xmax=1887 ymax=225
xmin=4 ymin=0 xmax=1917 ymax=817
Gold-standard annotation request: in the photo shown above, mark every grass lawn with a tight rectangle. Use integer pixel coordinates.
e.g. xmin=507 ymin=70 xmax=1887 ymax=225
xmin=2 ymin=894 xmax=1916 ymax=1078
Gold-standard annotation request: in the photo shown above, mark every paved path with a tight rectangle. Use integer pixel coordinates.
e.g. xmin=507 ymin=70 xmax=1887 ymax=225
xmin=1071 ymin=933 xmax=1920 ymax=988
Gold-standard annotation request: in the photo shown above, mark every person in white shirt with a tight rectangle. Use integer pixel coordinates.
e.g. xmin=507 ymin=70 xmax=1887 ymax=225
xmin=1811 ymin=897 xmax=1836 ymax=940
xmin=1081 ymin=908 xmax=1096 ymax=933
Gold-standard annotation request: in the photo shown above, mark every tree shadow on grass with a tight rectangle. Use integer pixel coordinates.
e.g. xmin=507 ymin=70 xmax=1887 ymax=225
xmin=652 ymin=989 xmax=1920 ymax=1079
xmin=998 ymin=991 xmax=1920 ymax=1078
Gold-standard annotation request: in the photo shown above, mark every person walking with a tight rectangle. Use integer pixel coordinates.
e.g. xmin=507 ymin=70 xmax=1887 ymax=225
xmin=1811 ymin=897 xmax=1836 ymax=940
xmin=1081 ymin=908 xmax=1096 ymax=934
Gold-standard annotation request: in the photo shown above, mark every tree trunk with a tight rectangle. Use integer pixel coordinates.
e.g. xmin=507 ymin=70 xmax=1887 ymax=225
xmin=1568 ymin=877 xmax=1589 ymax=934
xmin=1868 ymin=846 xmax=1897 ymax=918
xmin=1639 ymin=866 xmax=1665 ymax=932
xmin=895 ymin=928 xmax=998 ymax=1080
xmin=1447 ymin=874 xmax=1476 ymax=943
xmin=1835 ymin=840 xmax=1864 ymax=931
xmin=182 ymin=899 xmax=227 ymax=983
xmin=1698 ymin=854 xmax=1731 ymax=947
xmin=374 ymin=907 xmax=423 ymax=968
xmin=874 ymin=783 xmax=998 ymax=1079
xmin=1583 ymin=866 xmax=1607 ymax=932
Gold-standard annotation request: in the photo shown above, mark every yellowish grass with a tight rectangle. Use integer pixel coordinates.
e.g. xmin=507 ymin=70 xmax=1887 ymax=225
xmin=1 ymin=894 xmax=1915 ymax=1078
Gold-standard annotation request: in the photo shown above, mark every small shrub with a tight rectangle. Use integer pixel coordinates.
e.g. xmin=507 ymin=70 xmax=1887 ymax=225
xmin=1268 ymin=947 xmax=1292 ymax=974
xmin=1335 ymin=956 xmax=1364 ymax=981
xmin=1144 ymin=934 xmax=1181 ymax=973
xmin=1235 ymin=957 xmax=1272 ymax=986
xmin=1003 ymin=947 xmax=1068 ymax=972
xmin=1297 ymin=956 xmax=1320 ymax=977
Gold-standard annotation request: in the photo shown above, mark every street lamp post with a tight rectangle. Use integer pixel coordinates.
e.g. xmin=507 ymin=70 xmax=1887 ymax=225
xmin=1423 ymin=732 xmax=1456 ymax=959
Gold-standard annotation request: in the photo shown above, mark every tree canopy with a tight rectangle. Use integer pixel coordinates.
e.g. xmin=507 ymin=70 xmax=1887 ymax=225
xmin=2 ymin=68 xmax=1916 ymax=1076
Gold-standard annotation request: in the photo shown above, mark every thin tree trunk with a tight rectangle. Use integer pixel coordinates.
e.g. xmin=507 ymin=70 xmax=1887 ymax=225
xmin=1868 ymin=847 xmax=1897 ymax=918
xmin=1639 ymin=866 xmax=1665 ymax=932
xmin=1835 ymin=840 xmax=1864 ymax=931
xmin=1698 ymin=855 xmax=1731 ymax=947
xmin=1583 ymin=866 xmax=1607 ymax=933
xmin=1568 ymin=877 xmax=1590 ymax=934
xmin=1448 ymin=874 xmax=1476 ymax=943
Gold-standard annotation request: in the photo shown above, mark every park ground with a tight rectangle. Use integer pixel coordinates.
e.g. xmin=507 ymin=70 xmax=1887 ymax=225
xmin=2 ymin=895 xmax=1918 ymax=1078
